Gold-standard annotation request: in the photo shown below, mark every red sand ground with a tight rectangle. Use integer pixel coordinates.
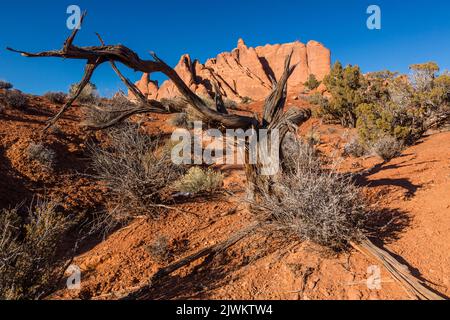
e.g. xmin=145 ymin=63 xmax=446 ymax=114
xmin=1 ymin=91 xmax=448 ymax=300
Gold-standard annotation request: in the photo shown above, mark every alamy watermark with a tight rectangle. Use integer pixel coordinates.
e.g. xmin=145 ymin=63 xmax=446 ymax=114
xmin=66 ymin=264 xmax=81 ymax=290
xmin=66 ymin=5 xmax=82 ymax=30
xmin=366 ymin=265 xmax=382 ymax=290
xmin=367 ymin=5 xmax=381 ymax=30
xmin=171 ymin=122 xmax=281 ymax=176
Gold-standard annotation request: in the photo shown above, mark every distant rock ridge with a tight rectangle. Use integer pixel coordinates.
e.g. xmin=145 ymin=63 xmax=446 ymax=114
xmin=130 ymin=39 xmax=331 ymax=102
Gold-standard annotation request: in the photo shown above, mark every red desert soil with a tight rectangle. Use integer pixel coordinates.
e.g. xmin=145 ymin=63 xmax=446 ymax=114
xmin=1 ymin=92 xmax=448 ymax=300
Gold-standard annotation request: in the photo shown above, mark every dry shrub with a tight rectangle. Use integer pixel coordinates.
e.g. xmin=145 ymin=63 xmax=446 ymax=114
xmin=175 ymin=167 xmax=223 ymax=195
xmin=44 ymin=92 xmax=67 ymax=104
xmin=26 ymin=143 xmax=56 ymax=170
xmin=371 ymin=135 xmax=404 ymax=161
xmin=83 ymin=97 xmax=136 ymax=128
xmin=3 ymin=90 xmax=27 ymax=109
xmin=241 ymin=96 xmax=253 ymax=104
xmin=160 ymin=97 xmax=188 ymax=113
xmin=305 ymin=128 xmax=321 ymax=146
xmin=0 ymin=199 xmax=71 ymax=300
xmin=146 ymin=236 xmax=171 ymax=263
xmin=223 ymin=98 xmax=238 ymax=110
xmin=201 ymin=95 xmax=239 ymax=111
xmin=69 ymin=82 xmax=99 ymax=104
xmin=343 ymin=137 xmax=367 ymax=158
xmin=256 ymin=139 xmax=368 ymax=251
xmin=168 ymin=112 xmax=193 ymax=129
xmin=90 ymin=124 xmax=184 ymax=223
xmin=0 ymin=81 xmax=13 ymax=90
xmin=304 ymin=92 xmax=328 ymax=107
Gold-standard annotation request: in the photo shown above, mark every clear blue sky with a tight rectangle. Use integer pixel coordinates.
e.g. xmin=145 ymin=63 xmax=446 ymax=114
xmin=0 ymin=0 xmax=449 ymax=96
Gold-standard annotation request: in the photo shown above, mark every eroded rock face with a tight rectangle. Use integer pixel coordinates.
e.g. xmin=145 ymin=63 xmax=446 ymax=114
xmin=130 ymin=39 xmax=331 ymax=102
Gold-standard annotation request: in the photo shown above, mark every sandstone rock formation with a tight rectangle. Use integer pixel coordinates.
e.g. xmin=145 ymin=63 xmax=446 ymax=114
xmin=130 ymin=39 xmax=331 ymax=102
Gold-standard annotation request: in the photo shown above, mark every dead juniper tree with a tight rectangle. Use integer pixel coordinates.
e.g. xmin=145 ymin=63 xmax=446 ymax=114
xmin=7 ymin=13 xmax=444 ymax=300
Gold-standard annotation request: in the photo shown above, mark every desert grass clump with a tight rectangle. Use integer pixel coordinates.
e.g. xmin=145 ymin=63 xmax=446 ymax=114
xmin=91 ymin=124 xmax=184 ymax=222
xmin=83 ymin=97 xmax=135 ymax=128
xmin=305 ymin=128 xmax=321 ymax=146
xmin=303 ymin=92 xmax=328 ymax=108
xmin=69 ymin=82 xmax=99 ymax=104
xmin=343 ymin=137 xmax=367 ymax=158
xmin=3 ymin=90 xmax=27 ymax=109
xmin=223 ymin=98 xmax=239 ymax=110
xmin=0 ymin=200 xmax=71 ymax=300
xmin=0 ymin=81 xmax=13 ymax=90
xmin=241 ymin=96 xmax=253 ymax=104
xmin=168 ymin=112 xmax=194 ymax=129
xmin=146 ymin=236 xmax=171 ymax=263
xmin=175 ymin=167 xmax=223 ymax=195
xmin=44 ymin=92 xmax=67 ymax=104
xmin=256 ymin=140 xmax=368 ymax=251
xmin=371 ymin=135 xmax=404 ymax=161
xmin=26 ymin=143 xmax=56 ymax=169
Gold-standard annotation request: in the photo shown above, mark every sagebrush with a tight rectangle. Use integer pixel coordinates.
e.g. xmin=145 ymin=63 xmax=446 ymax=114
xmin=175 ymin=167 xmax=223 ymax=194
xmin=3 ymin=90 xmax=27 ymax=109
xmin=0 ymin=200 xmax=71 ymax=300
xmin=44 ymin=92 xmax=67 ymax=104
xmin=26 ymin=143 xmax=56 ymax=169
xmin=90 ymin=124 xmax=184 ymax=223
xmin=0 ymin=81 xmax=13 ymax=90
xmin=255 ymin=139 xmax=368 ymax=251
xmin=83 ymin=95 xmax=136 ymax=128
xmin=69 ymin=82 xmax=99 ymax=104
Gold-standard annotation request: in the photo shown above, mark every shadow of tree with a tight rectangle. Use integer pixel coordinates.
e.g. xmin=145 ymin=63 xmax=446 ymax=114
xmin=365 ymin=207 xmax=411 ymax=244
xmin=122 ymin=234 xmax=278 ymax=300
xmin=0 ymin=146 xmax=33 ymax=209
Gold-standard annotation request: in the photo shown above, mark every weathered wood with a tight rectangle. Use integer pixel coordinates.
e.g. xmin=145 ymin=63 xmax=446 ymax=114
xmin=351 ymin=238 xmax=445 ymax=300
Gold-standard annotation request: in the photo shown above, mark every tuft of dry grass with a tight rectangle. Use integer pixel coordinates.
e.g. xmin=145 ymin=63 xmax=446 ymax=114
xmin=175 ymin=167 xmax=223 ymax=195
xmin=26 ymin=143 xmax=56 ymax=170
xmin=90 ymin=123 xmax=185 ymax=224
xmin=146 ymin=236 xmax=171 ymax=263
xmin=371 ymin=135 xmax=404 ymax=161
xmin=255 ymin=139 xmax=368 ymax=252
xmin=0 ymin=199 xmax=71 ymax=300
xmin=3 ymin=90 xmax=27 ymax=109
xmin=44 ymin=92 xmax=67 ymax=104
xmin=0 ymin=81 xmax=13 ymax=90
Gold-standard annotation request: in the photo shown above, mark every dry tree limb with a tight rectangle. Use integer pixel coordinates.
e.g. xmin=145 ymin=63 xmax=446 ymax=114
xmin=44 ymin=62 xmax=98 ymax=130
xmin=351 ymin=238 xmax=445 ymax=300
xmin=7 ymin=13 xmax=258 ymax=131
xmin=262 ymin=51 xmax=295 ymax=127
